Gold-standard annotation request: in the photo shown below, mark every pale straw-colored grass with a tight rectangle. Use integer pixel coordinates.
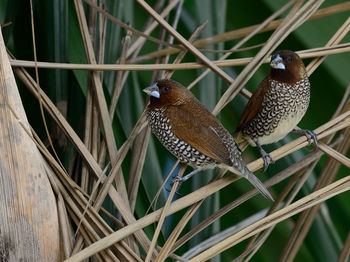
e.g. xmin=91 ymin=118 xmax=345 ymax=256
xmin=4 ymin=0 xmax=350 ymax=261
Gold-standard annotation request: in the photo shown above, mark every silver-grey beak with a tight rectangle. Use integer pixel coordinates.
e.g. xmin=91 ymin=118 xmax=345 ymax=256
xmin=270 ymin=54 xmax=285 ymax=70
xmin=143 ymin=83 xmax=160 ymax=98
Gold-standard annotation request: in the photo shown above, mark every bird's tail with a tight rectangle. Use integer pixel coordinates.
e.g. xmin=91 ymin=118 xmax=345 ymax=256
xmin=231 ymin=165 xmax=273 ymax=201
xmin=231 ymin=132 xmax=272 ymax=200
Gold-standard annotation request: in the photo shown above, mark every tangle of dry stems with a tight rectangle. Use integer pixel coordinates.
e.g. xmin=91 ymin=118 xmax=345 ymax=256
xmin=4 ymin=0 xmax=350 ymax=261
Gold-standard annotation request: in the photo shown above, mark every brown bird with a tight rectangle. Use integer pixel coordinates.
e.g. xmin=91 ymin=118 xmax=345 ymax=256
xmin=143 ymin=79 xmax=273 ymax=200
xmin=234 ymin=50 xmax=317 ymax=170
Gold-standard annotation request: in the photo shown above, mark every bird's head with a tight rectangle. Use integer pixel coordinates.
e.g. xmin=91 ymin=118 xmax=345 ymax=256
xmin=143 ymin=79 xmax=191 ymax=108
xmin=270 ymin=50 xmax=307 ymax=84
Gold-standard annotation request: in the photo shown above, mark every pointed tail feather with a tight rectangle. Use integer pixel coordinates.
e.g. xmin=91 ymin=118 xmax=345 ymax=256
xmin=232 ymin=165 xmax=273 ymax=201
xmin=245 ymin=168 xmax=273 ymax=201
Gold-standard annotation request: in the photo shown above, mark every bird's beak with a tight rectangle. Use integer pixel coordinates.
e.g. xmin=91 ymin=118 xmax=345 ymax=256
xmin=270 ymin=54 xmax=285 ymax=70
xmin=143 ymin=83 xmax=160 ymax=98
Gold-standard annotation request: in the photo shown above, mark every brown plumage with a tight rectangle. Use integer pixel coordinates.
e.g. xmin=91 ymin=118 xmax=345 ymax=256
xmin=234 ymin=50 xmax=317 ymax=170
xmin=144 ymin=79 xmax=273 ymax=200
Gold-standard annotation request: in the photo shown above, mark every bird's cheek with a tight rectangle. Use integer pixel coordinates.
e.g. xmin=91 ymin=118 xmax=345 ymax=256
xmin=273 ymin=63 xmax=286 ymax=70
xmin=150 ymin=90 xmax=160 ymax=98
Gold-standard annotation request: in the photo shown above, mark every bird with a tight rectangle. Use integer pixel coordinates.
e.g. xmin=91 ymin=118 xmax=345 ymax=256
xmin=234 ymin=50 xmax=318 ymax=171
xmin=143 ymin=79 xmax=273 ymax=200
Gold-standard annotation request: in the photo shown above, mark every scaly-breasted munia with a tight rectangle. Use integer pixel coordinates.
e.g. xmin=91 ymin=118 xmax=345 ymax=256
xmin=234 ymin=50 xmax=317 ymax=170
xmin=143 ymin=79 xmax=273 ymax=200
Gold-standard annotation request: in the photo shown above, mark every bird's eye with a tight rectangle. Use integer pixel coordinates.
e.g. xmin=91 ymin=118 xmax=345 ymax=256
xmin=286 ymin=56 xmax=293 ymax=63
xmin=164 ymin=86 xmax=170 ymax=92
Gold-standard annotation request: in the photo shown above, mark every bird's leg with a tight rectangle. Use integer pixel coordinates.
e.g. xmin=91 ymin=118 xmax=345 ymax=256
xmin=255 ymin=140 xmax=275 ymax=171
xmin=291 ymin=129 xmax=318 ymax=149
xmin=166 ymin=169 xmax=201 ymax=193
xmin=171 ymin=169 xmax=200 ymax=185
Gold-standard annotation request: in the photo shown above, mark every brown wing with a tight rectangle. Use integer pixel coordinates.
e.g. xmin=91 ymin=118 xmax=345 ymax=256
xmin=165 ymin=102 xmax=232 ymax=166
xmin=236 ymin=76 xmax=271 ymax=130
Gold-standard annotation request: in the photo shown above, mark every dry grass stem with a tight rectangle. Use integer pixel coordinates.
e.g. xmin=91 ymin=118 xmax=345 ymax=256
xmin=10 ymin=51 xmax=152 ymax=257
xmin=150 ymin=4 xmax=318 ymax=255
xmin=172 ymin=136 xmax=344 ymax=255
xmin=126 ymin=0 xmax=183 ymax=57
xmin=145 ymin=165 xmax=186 ymax=262
xmin=136 ymin=0 xmax=234 ymax=84
xmin=189 ymin=175 xmax=350 ymax=261
xmin=4 ymin=1 xmax=350 ymax=260
xmin=83 ymin=0 xmax=183 ymax=51
xmin=65 ymin=107 xmax=350 ymax=261
xmin=9 ymin=42 xmax=350 ymax=71
xmin=187 ymin=0 xmax=296 ymax=91
xmin=29 ymin=0 xmax=64 ymax=173
xmin=279 ymin=126 xmax=350 ymax=261
xmin=182 ymin=208 xmax=270 ymax=260
xmin=213 ymin=0 xmax=324 ymax=115
xmin=338 ymin=231 xmax=350 ymax=262
xmin=306 ymin=16 xmax=350 ymax=76
xmin=74 ymin=0 xmax=122 ymax=196
xmin=319 ymin=143 xmax=350 ymax=168
xmin=131 ymin=1 xmax=350 ymax=63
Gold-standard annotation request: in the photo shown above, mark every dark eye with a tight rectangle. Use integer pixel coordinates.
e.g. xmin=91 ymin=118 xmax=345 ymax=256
xmin=286 ymin=56 xmax=293 ymax=63
xmin=164 ymin=86 xmax=170 ymax=92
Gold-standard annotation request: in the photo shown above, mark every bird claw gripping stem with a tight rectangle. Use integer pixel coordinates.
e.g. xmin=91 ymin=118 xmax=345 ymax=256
xmin=170 ymin=169 xmax=200 ymax=186
xmin=292 ymin=129 xmax=318 ymax=149
xmin=165 ymin=175 xmax=183 ymax=195
xmin=262 ymin=152 xmax=275 ymax=172
xmin=166 ymin=169 xmax=201 ymax=193
xmin=170 ymin=174 xmax=185 ymax=187
xmin=255 ymin=140 xmax=275 ymax=171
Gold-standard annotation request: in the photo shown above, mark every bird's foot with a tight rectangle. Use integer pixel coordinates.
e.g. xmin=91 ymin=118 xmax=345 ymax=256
xmin=170 ymin=174 xmax=186 ymax=186
xmin=292 ymin=129 xmax=318 ymax=149
xmin=255 ymin=140 xmax=275 ymax=171
xmin=165 ymin=175 xmax=183 ymax=195
xmin=261 ymin=152 xmax=275 ymax=172
xmin=165 ymin=169 xmax=200 ymax=193
xmin=165 ymin=175 xmax=188 ymax=195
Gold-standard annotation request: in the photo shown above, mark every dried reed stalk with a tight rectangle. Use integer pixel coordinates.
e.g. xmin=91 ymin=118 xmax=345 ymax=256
xmin=132 ymin=2 xmax=350 ymax=63
xmin=65 ymin=106 xmax=350 ymax=261
xmin=7 ymin=0 xmax=350 ymax=260
xmin=9 ymin=43 xmax=350 ymax=71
